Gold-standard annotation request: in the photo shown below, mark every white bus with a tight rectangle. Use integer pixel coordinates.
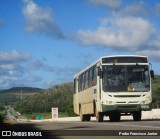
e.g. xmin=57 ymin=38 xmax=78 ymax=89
xmin=73 ymin=55 xmax=154 ymax=122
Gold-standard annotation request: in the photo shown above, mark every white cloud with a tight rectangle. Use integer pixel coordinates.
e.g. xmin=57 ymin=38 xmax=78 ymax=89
xmin=88 ymin=0 xmax=122 ymax=10
xmin=0 ymin=50 xmax=30 ymax=64
xmin=0 ymin=75 xmax=22 ymax=89
xmin=77 ymin=0 xmax=160 ymax=63
xmin=81 ymin=0 xmax=160 ymax=65
xmin=0 ymin=50 xmax=32 ymax=89
xmin=119 ymin=1 xmax=151 ymax=17
xmin=77 ymin=16 xmax=155 ymax=50
xmin=136 ymin=50 xmax=160 ymax=62
xmin=0 ymin=64 xmax=22 ymax=71
xmin=0 ymin=50 xmax=30 ymax=78
xmin=0 ymin=50 xmax=79 ymax=89
xmin=22 ymin=0 xmax=64 ymax=38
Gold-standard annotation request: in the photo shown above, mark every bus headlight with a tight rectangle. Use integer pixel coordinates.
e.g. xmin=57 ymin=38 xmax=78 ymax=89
xmin=102 ymin=101 xmax=107 ymax=104
xmin=102 ymin=101 xmax=114 ymax=105
xmin=109 ymin=101 xmax=114 ymax=104
xmin=145 ymin=98 xmax=152 ymax=104
xmin=141 ymin=98 xmax=152 ymax=104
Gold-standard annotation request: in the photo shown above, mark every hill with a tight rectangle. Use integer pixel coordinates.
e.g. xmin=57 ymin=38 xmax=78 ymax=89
xmin=15 ymin=82 xmax=74 ymax=115
xmin=0 ymin=87 xmax=43 ymax=94
xmin=0 ymin=87 xmax=43 ymax=105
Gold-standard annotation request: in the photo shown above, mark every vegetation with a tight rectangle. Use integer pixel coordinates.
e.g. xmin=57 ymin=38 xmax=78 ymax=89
xmin=0 ymin=114 xmax=4 ymax=124
xmin=152 ymin=75 xmax=160 ymax=108
xmin=14 ymin=82 xmax=76 ymax=117
xmin=0 ymin=104 xmax=5 ymax=123
xmin=0 ymin=104 xmax=5 ymax=111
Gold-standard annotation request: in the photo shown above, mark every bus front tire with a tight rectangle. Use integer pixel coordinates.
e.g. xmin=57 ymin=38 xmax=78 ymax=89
xmin=96 ymin=112 xmax=104 ymax=122
xmin=133 ymin=111 xmax=141 ymax=121
xmin=109 ymin=113 xmax=121 ymax=122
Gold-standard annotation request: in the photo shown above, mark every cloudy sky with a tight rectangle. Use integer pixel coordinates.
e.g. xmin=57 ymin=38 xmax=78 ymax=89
xmin=0 ymin=0 xmax=160 ymax=89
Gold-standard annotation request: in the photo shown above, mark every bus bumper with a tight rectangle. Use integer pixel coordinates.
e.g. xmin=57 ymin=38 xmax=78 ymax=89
xmin=102 ymin=103 xmax=152 ymax=112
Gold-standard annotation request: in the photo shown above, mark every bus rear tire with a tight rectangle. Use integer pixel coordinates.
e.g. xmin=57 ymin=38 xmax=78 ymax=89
xmin=133 ymin=111 xmax=141 ymax=121
xmin=80 ymin=107 xmax=85 ymax=121
xmin=85 ymin=115 xmax=91 ymax=121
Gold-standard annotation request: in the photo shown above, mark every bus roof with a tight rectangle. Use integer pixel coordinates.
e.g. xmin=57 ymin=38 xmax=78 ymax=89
xmin=100 ymin=55 xmax=147 ymax=59
xmin=74 ymin=55 xmax=148 ymax=78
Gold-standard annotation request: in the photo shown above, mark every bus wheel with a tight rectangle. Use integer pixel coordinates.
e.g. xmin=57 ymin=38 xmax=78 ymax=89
xmin=80 ymin=107 xmax=85 ymax=121
xmin=133 ymin=111 xmax=141 ymax=121
xmin=96 ymin=112 xmax=103 ymax=122
xmin=85 ymin=115 xmax=91 ymax=121
xmin=109 ymin=113 xmax=121 ymax=122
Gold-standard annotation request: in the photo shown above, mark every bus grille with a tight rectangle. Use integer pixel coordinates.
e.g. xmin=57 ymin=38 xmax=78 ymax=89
xmin=129 ymin=101 xmax=139 ymax=104
xmin=114 ymin=95 xmax=141 ymax=98
xmin=117 ymin=105 xmax=139 ymax=110
xmin=115 ymin=101 xmax=139 ymax=104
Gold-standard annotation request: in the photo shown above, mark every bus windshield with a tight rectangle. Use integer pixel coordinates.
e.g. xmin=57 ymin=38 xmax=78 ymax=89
xmin=102 ymin=65 xmax=150 ymax=92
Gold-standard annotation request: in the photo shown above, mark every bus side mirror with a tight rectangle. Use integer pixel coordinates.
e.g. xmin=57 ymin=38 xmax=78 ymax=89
xmin=150 ymin=70 xmax=154 ymax=79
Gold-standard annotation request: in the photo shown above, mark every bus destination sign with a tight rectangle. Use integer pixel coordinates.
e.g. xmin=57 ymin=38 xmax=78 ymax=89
xmin=102 ymin=57 xmax=148 ymax=64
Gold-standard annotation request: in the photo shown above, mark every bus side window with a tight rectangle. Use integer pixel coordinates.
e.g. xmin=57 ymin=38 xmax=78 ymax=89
xmin=92 ymin=67 xmax=94 ymax=86
xmin=88 ymin=69 xmax=90 ymax=88
xmin=82 ymin=73 xmax=85 ymax=91
xmin=74 ymin=78 xmax=76 ymax=94
xmin=85 ymin=71 xmax=89 ymax=89
xmin=92 ymin=66 xmax=97 ymax=86
xmin=84 ymin=72 xmax=86 ymax=90
xmin=89 ymin=68 xmax=92 ymax=87
xmin=78 ymin=76 xmax=79 ymax=92
xmin=78 ymin=75 xmax=82 ymax=92
xmin=82 ymin=74 xmax=83 ymax=91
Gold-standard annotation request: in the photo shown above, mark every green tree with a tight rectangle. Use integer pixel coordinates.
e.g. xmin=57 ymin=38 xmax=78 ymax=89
xmin=152 ymin=75 xmax=160 ymax=108
xmin=0 ymin=104 xmax=5 ymax=111
xmin=14 ymin=82 xmax=75 ymax=115
xmin=0 ymin=104 xmax=5 ymax=124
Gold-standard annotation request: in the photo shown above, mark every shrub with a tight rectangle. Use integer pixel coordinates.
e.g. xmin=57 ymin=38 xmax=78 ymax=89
xmin=65 ymin=101 xmax=76 ymax=117
xmin=0 ymin=113 xmax=5 ymax=123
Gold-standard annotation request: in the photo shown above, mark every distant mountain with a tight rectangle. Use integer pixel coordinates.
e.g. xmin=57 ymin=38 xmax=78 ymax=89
xmin=0 ymin=87 xmax=43 ymax=94
xmin=0 ymin=87 xmax=44 ymax=105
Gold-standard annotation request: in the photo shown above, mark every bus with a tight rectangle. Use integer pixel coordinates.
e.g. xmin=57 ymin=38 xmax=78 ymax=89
xmin=73 ymin=55 xmax=154 ymax=122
